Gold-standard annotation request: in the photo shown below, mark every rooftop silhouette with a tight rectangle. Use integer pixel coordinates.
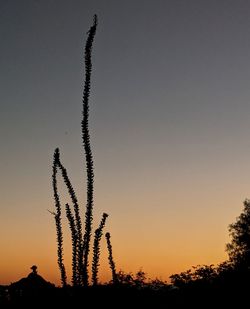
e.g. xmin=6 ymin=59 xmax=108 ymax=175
xmin=9 ymin=265 xmax=54 ymax=290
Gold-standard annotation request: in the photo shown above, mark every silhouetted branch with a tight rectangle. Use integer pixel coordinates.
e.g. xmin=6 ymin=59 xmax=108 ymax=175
xmin=81 ymin=14 xmax=98 ymax=286
xmin=105 ymin=232 xmax=118 ymax=284
xmin=92 ymin=213 xmax=108 ymax=285
xmin=52 ymin=148 xmax=67 ymax=286
xmin=55 ymin=149 xmax=83 ymax=285
xmin=65 ymin=203 xmax=78 ymax=286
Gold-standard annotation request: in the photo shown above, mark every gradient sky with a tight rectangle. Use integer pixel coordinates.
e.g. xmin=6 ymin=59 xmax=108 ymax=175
xmin=1 ymin=0 xmax=250 ymax=286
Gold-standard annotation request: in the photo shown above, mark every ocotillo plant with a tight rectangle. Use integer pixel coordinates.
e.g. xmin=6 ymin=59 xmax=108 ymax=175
xmin=81 ymin=14 xmax=98 ymax=286
xmin=105 ymin=232 xmax=118 ymax=284
xmin=52 ymin=15 xmax=118 ymax=287
xmin=92 ymin=213 xmax=109 ymax=285
xmin=51 ymin=15 xmax=98 ymax=286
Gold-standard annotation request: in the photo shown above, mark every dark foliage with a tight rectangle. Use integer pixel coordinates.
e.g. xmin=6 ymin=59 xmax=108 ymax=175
xmin=226 ymin=199 xmax=250 ymax=269
xmin=170 ymin=264 xmax=217 ymax=288
xmin=167 ymin=200 xmax=250 ymax=307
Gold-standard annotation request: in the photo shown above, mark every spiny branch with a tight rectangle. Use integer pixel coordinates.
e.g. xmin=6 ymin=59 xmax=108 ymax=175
xmin=55 ymin=147 xmax=84 ymax=284
xmin=65 ymin=203 xmax=78 ymax=286
xmin=52 ymin=148 xmax=67 ymax=286
xmin=105 ymin=232 xmax=118 ymax=284
xmin=92 ymin=213 xmax=109 ymax=285
xmin=81 ymin=14 xmax=98 ymax=286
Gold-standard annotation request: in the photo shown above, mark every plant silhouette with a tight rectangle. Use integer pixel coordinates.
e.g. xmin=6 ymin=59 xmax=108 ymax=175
xmin=169 ymin=199 xmax=250 ymax=307
xmin=226 ymin=199 xmax=250 ymax=269
xmin=50 ymin=15 xmax=113 ymax=287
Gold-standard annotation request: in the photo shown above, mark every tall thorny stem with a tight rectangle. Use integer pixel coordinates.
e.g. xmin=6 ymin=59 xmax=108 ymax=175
xmin=105 ymin=232 xmax=118 ymax=284
xmin=81 ymin=14 xmax=98 ymax=286
xmin=55 ymin=149 xmax=83 ymax=285
xmin=52 ymin=15 xmax=117 ymax=287
xmin=92 ymin=213 xmax=109 ymax=285
xmin=52 ymin=149 xmax=67 ymax=287
xmin=65 ymin=203 xmax=78 ymax=286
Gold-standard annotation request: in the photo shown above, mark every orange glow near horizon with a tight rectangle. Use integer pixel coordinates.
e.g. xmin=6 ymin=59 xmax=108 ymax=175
xmin=0 ymin=237 xmax=229 ymax=287
xmin=0 ymin=186 xmax=239 ymax=286
xmin=0 ymin=150 xmax=246 ymax=286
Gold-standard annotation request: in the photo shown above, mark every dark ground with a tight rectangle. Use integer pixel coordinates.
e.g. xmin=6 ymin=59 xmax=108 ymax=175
xmin=0 ymin=282 xmax=248 ymax=309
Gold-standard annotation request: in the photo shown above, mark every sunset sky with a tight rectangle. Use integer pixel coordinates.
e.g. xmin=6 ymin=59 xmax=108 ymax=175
xmin=1 ymin=0 xmax=250 ymax=286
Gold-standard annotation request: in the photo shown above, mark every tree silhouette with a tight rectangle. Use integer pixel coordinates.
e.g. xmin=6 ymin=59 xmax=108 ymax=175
xmin=170 ymin=265 xmax=217 ymax=288
xmin=169 ymin=200 xmax=250 ymax=293
xmin=226 ymin=199 xmax=250 ymax=269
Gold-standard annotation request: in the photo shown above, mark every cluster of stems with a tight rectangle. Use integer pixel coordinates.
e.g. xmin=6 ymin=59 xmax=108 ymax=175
xmin=52 ymin=15 xmax=117 ymax=286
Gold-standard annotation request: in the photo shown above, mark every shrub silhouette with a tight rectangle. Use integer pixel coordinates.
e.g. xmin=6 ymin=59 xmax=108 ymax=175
xmin=170 ymin=264 xmax=217 ymax=288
